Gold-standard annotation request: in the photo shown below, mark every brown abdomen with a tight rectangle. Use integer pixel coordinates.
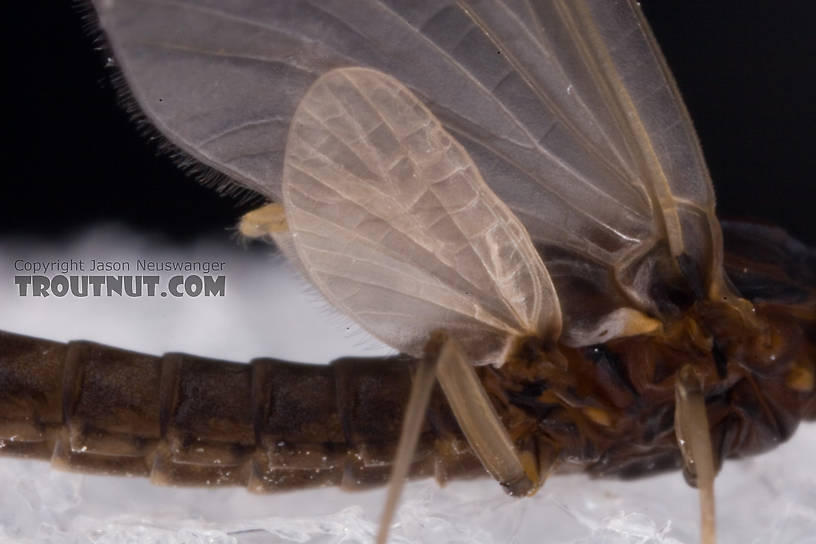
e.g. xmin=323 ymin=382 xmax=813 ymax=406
xmin=0 ymin=330 xmax=484 ymax=491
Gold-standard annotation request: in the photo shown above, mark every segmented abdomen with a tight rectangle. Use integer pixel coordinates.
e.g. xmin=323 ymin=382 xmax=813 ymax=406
xmin=0 ymin=330 xmax=483 ymax=491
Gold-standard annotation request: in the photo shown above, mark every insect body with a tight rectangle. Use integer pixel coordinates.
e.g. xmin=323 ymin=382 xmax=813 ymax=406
xmin=269 ymin=65 xmax=815 ymax=543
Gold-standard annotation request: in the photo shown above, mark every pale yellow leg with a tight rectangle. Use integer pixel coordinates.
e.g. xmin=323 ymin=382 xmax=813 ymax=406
xmin=675 ymin=365 xmax=717 ymax=544
xmin=238 ymin=202 xmax=288 ymax=239
xmin=435 ymin=334 xmax=539 ymax=497
xmin=376 ymin=333 xmax=544 ymax=543
xmin=376 ymin=336 xmax=443 ymax=544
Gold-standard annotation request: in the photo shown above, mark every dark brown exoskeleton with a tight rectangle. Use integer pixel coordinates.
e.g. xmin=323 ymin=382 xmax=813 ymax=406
xmin=1 ymin=227 xmax=815 ymax=477
xmin=1 ymin=220 xmax=814 ymax=540
xmin=2 ymin=1 xmax=815 ymax=543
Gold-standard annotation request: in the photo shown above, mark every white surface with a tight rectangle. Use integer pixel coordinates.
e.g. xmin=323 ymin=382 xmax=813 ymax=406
xmin=1 ymin=228 xmax=814 ymax=544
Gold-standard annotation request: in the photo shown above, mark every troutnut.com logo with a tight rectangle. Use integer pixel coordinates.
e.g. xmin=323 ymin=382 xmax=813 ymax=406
xmin=13 ymin=258 xmax=226 ymax=298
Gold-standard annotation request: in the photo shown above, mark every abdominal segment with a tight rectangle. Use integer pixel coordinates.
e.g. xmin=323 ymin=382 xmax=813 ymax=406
xmin=0 ymin=330 xmax=483 ymax=491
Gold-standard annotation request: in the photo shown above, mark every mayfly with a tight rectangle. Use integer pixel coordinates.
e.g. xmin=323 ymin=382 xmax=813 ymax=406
xmin=1 ymin=1 xmax=814 ymax=543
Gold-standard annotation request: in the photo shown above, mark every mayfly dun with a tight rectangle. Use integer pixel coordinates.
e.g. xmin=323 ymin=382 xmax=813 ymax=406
xmin=1 ymin=1 xmax=814 ymax=543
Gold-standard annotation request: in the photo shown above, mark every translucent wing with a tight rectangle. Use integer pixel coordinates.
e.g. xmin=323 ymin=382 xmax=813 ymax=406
xmin=282 ymin=68 xmax=561 ymax=365
xmin=92 ymin=0 xmax=726 ymax=339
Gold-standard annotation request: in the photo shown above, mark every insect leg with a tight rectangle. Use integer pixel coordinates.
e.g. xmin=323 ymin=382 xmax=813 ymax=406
xmin=435 ymin=334 xmax=539 ymax=497
xmin=376 ymin=334 xmax=444 ymax=544
xmin=674 ymin=365 xmax=717 ymax=544
xmin=238 ymin=202 xmax=287 ymax=240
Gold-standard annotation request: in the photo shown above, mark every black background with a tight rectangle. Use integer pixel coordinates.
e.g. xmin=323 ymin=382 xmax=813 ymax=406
xmin=3 ymin=1 xmax=814 ymax=246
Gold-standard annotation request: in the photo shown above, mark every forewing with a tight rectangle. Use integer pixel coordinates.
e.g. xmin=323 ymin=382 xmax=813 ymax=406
xmin=282 ymin=68 xmax=561 ymax=364
xmin=93 ymin=0 xmax=725 ymax=333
